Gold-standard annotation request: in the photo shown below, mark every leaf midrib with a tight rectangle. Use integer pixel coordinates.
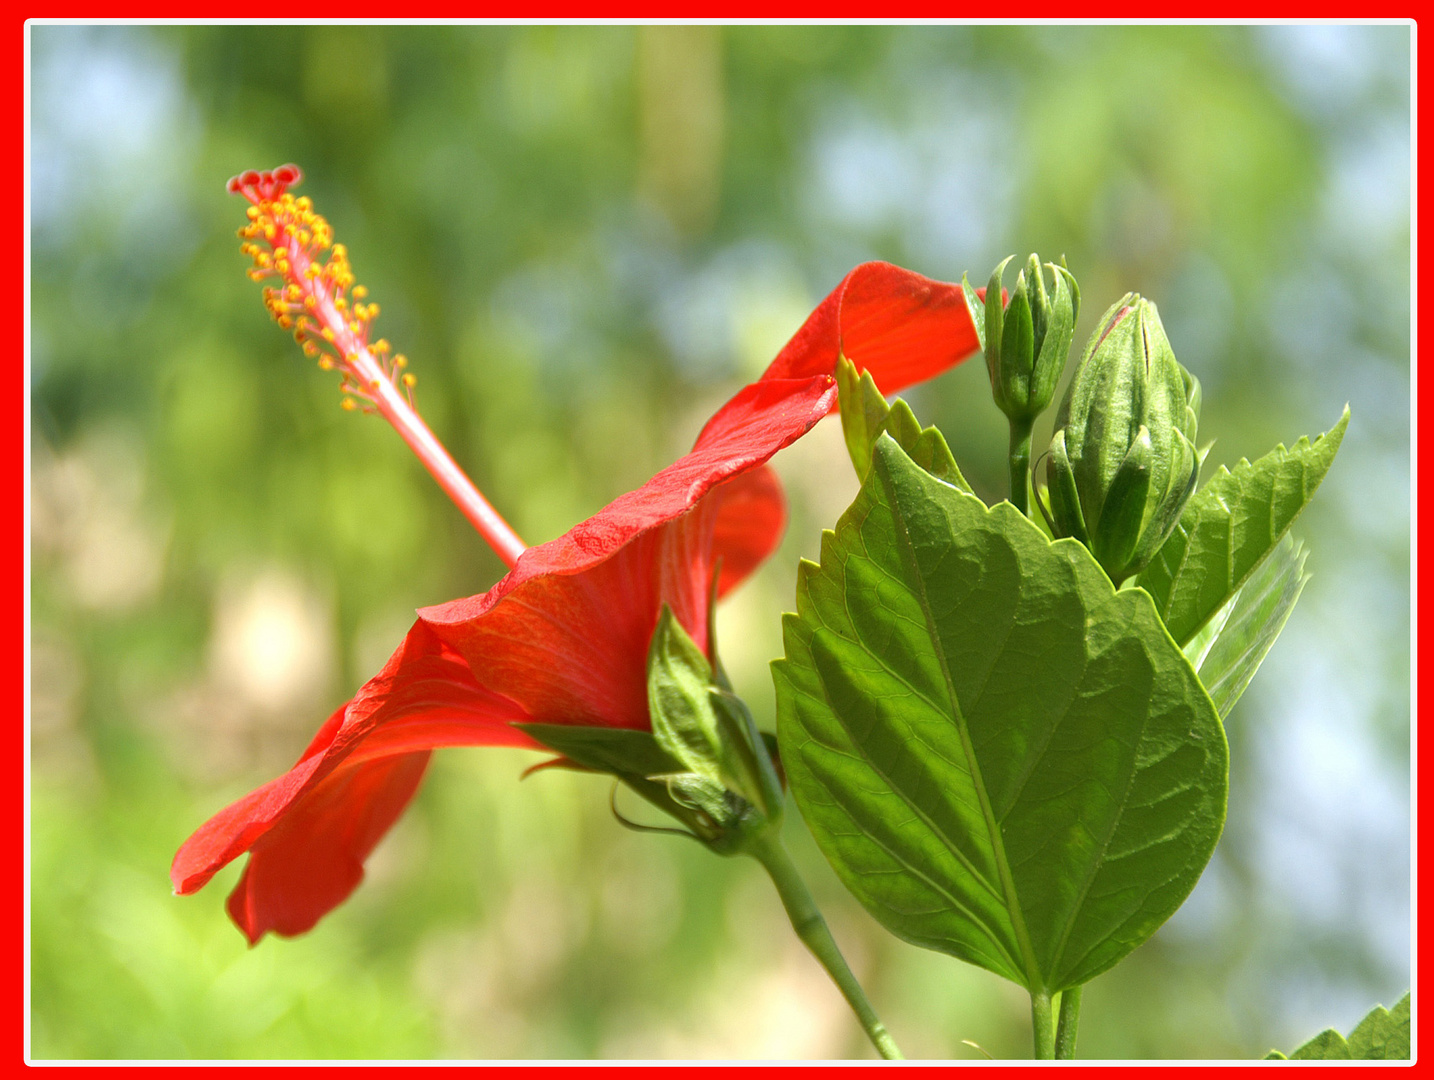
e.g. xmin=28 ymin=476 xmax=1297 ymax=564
xmin=874 ymin=460 xmax=1045 ymax=992
xmin=797 ymin=720 xmax=1026 ymax=980
xmin=803 ymin=617 xmax=1014 ymax=921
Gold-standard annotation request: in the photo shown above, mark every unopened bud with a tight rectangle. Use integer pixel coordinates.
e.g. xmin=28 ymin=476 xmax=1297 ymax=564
xmin=1044 ymin=295 xmax=1200 ymax=584
xmin=981 ymin=253 xmax=1080 ymax=424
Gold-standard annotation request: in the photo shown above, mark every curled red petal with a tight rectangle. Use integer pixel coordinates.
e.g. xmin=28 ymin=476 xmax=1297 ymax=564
xmin=759 ymin=260 xmax=979 ymax=400
xmin=225 ymin=749 xmax=430 ymax=944
xmin=174 ymin=375 xmax=835 ymax=941
xmin=174 ymin=255 xmax=975 ymax=942
xmin=171 ymin=621 xmax=533 ymax=940
xmin=710 ymin=463 xmax=785 ymax=598
xmin=420 ymin=375 xmax=836 ymax=730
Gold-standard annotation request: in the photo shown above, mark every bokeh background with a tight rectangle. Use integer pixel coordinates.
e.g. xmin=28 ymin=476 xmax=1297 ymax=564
xmin=28 ymin=24 xmax=1411 ymax=1060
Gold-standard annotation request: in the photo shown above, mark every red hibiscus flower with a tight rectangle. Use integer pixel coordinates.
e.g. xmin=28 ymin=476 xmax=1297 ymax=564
xmin=173 ymin=170 xmax=980 ymax=945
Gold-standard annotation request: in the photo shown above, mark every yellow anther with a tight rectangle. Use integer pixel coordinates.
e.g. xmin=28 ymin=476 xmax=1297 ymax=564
xmin=341 ymin=397 xmax=358 ymax=411
xmin=246 ymin=206 xmax=260 ymax=219
xmin=373 ymin=339 xmax=391 ymax=354
xmin=352 ymin=285 xmax=368 ymax=299
xmin=366 ymin=303 xmax=380 ymax=319
xmin=317 ymin=356 xmax=334 ymax=370
xmin=402 ymin=373 xmax=416 ymax=388
xmin=334 ymin=296 xmax=347 ymax=310
xmin=320 ymin=328 xmax=335 ymax=342
xmin=277 ymin=316 xmax=293 ymax=329
xmin=394 ymin=354 xmax=407 ymax=368
xmin=302 ymin=342 xmax=320 ymax=356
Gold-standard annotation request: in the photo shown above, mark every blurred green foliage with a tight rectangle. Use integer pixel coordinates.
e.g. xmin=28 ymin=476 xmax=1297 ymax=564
xmin=29 ymin=24 xmax=1409 ymax=1059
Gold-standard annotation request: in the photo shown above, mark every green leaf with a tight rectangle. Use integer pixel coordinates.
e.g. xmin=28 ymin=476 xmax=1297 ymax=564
xmin=1267 ymin=993 xmax=1410 ymax=1060
xmin=837 ymin=355 xmax=894 ymax=479
xmin=1137 ymin=408 xmax=1348 ymax=646
xmin=516 ymin=722 xmax=683 ymax=778
xmin=1347 ymin=992 xmax=1411 ymax=1059
xmin=1289 ymin=1029 xmax=1351 ymax=1060
xmin=774 ymin=435 xmax=1228 ymax=993
xmin=1185 ymin=534 xmax=1309 ymax=718
xmin=835 ymin=356 xmax=971 ymax=490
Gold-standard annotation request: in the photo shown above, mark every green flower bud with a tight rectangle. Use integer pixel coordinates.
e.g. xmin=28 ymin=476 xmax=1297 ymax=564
xmin=1044 ymin=295 xmax=1200 ymax=585
xmin=981 ymin=253 xmax=1080 ymax=424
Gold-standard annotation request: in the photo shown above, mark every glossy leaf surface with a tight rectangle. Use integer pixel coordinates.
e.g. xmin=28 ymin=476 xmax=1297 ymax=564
xmin=775 ymin=436 xmax=1228 ymax=993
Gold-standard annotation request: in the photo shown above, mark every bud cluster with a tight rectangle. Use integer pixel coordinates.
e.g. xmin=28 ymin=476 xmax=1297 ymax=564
xmin=969 ymin=254 xmax=1201 ymax=586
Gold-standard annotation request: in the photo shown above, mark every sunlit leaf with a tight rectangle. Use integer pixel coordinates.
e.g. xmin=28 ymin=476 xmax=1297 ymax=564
xmin=774 ymin=435 xmax=1228 ymax=993
xmin=1265 ymin=992 xmax=1410 ymax=1060
xmin=1137 ymin=408 xmax=1348 ymax=647
xmin=1185 ymin=534 xmax=1309 ymax=718
xmin=836 ymin=356 xmax=970 ymax=490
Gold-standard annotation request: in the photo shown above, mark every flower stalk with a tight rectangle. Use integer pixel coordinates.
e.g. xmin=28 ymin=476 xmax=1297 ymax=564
xmin=747 ymin=832 xmax=904 ymax=1060
xmin=1031 ymin=990 xmax=1055 ymax=1060
xmin=1055 ymin=985 xmax=1082 ymax=1059
xmin=229 ymin=166 xmax=526 ymax=568
xmin=968 ymin=253 xmax=1079 ymax=516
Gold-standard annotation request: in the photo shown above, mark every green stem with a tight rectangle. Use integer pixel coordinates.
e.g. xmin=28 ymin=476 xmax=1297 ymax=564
xmin=1030 ymin=990 xmax=1054 ymax=1060
xmin=748 ymin=834 xmax=904 ymax=1060
xmin=1055 ymin=985 xmax=1082 ymax=1059
xmin=1008 ymin=419 xmax=1034 ymax=515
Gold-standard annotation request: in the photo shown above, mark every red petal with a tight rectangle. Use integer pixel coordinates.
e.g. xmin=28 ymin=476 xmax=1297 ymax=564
xmin=419 ymin=375 xmax=837 ymax=731
xmin=173 ymin=256 xmax=975 ymax=941
xmin=759 ymin=261 xmax=979 ymax=399
xmin=225 ymin=750 xmax=429 ymax=944
xmin=709 ymin=464 xmax=785 ymax=598
xmin=171 ymin=621 xmax=534 ymax=940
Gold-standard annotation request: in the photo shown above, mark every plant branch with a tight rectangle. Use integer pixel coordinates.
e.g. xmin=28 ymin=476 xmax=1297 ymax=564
xmin=748 ymin=833 xmax=904 ymax=1060
xmin=1055 ymin=985 xmax=1082 ymax=1059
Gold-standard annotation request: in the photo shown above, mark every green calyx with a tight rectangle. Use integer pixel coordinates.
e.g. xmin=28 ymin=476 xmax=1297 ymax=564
xmin=967 ymin=253 xmax=1080 ymax=426
xmin=1043 ymin=294 xmax=1200 ymax=585
xmin=645 ymin=605 xmax=785 ymax=840
xmin=521 ymin=605 xmax=784 ymax=856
